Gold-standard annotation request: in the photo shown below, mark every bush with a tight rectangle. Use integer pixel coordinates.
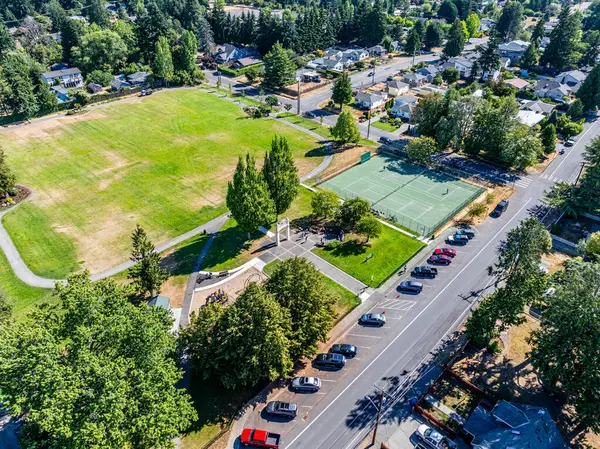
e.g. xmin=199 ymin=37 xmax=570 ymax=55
xmin=468 ymin=202 xmax=487 ymax=218
xmin=86 ymin=70 xmax=113 ymax=87
xmin=550 ymin=223 xmax=562 ymax=235
xmin=326 ymin=240 xmax=342 ymax=250
xmin=486 ymin=193 xmax=495 ymax=205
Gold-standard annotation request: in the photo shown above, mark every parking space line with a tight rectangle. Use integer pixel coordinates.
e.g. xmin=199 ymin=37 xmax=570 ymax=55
xmin=320 ymin=379 xmax=337 ymax=383
xmin=347 ymin=334 xmax=382 ymax=338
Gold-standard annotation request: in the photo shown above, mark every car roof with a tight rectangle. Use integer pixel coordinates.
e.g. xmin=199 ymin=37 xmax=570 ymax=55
xmin=499 ymin=199 xmax=508 ymax=205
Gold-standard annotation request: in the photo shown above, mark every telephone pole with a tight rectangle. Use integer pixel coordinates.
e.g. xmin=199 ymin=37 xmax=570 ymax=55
xmin=367 ymin=109 xmax=372 ymax=140
xmin=371 ymin=388 xmax=385 ymax=446
xmin=297 ymin=78 xmax=301 ymax=115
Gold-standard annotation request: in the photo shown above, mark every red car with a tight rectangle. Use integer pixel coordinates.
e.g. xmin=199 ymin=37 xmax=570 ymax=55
xmin=434 ymin=247 xmax=457 ymax=258
xmin=428 ymin=254 xmax=452 ymax=265
xmin=240 ymin=428 xmax=281 ymax=448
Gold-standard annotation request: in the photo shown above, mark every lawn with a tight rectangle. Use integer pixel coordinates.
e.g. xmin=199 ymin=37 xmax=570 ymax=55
xmin=371 ymin=119 xmax=400 ymax=132
xmin=0 ymin=89 xmax=322 ymax=278
xmin=280 ymin=113 xmax=377 ymax=146
xmin=263 ymin=259 xmax=360 ymax=319
xmin=312 ymin=225 xmax=425 ymax=287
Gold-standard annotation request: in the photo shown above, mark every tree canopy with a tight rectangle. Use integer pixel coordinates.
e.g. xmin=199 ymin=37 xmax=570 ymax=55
xmin=444 ymin=19 xmax=466 ymax=58
xmin=331 ymin=109 xmax=361 ymax=145
xmin=262 ymin=135 xmax=299 ymax=218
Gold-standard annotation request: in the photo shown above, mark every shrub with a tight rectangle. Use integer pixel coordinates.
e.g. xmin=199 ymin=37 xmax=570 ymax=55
xmin=550 ymin=223 xmax=562 ymax=235
xmin=326 ymin=240 xmax=342 ymax=250
xmin=486 ymin=193 xmax=495 ymax=205
xmin=468 ymin=202 xmax=487 ymax=218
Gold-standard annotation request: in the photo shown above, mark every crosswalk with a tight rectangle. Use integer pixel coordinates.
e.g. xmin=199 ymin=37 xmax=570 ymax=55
xmin=514 ymin=178 xmax=533 ymax=189
xmin=539 ymin=173 xmax=576 ymax=184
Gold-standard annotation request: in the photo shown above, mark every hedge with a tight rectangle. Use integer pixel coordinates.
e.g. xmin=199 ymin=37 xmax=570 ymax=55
xmin=218 ymin=63 xmax=264 ymax=77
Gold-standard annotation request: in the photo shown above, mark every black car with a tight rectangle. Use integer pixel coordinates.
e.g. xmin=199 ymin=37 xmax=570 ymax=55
xmin=380 ymin=136 xmax=393 ymax=144
xmin=456 ymin=229 xmax=475 ymax=239
xmin=492 ymin=200 xmax=509 ymax=217
xmin=265 ymin=401 xmax=298 ymax=418
xmin=412 ymin=266 xmax=438 ymax=278
xmin=330 ymin=344 xmax=358 ymax=358
xmin=314 ymin=353 xmax=346 ymax=369
xmin=446 ymin=234 xmax=469 ymax=245
xmin=359 ymin=313 xmax=386 ymax=326
xmin=398 ymin=281 xmax=423 ymax=293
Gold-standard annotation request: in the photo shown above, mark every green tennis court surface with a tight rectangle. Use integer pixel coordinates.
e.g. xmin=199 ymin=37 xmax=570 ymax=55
xmin=322 ymin=155 xmax=483 ymax=235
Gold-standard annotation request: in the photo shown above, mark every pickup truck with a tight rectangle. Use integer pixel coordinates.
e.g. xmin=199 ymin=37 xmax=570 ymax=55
xmin=240 ymin=428 xmax=281 ymax=448
xmin=416 ymin=424 xmax=457 ymax=449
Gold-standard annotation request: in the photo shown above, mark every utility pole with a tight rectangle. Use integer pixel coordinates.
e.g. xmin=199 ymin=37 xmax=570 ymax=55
xmin=371 ymin=389 xmax=385 ymax=446
xmin=575 ymin=162 xmax=586 ymax=185
xmin=367 ymin=109 xmax=372 ymax=140
xmin=297 ymin=78 xmax=301 ymax=115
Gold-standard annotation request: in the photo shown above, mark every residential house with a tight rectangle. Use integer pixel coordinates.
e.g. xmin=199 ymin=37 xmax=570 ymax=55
xmin=500 ymin=57 xmax=511 ymax=69
xmin=390 ymin=40 xmax=401 ymax=52
xmin=498 ymin=40 xmax=530 ymax=65
xmin=344 ymin=48 xmax=369 ymax=61
xmin=325 ymin=48 xmax=344 ymax=59
xmin=554 ymin=69 xmax=586 ymax=88
xmin=86 ymin=83 xmax=103 ymax=94
xmin=321 ymin=58 xmax=345 ymax=72
xmin=50 ymin=62 xmax=69 ymax=71
xmin=479 ymin=18 xmax=494 ymax=32
xmin=419 ymin=85 xmax=447 ymax=96
xmin=505 ymin=77 xmax=530 ymax=91
xmin=110 ymin=77 xmax=131 ymax=92
xmin=355 ymin=91 xmax=388 ymax=110
xmin=463 ymin=400 xmax=568 ymax=449
xmin=390 ymin=94 xmax=418 ymax=120
xmin=402 ymin=72 xmax=427 ymax=87
xmin=517 ymin=110 xmax=545 ymax=127
xmin=439 ymin=57 xmax=473 ymax=78
xmin=147 ymin=296 xmax=182 ymax=334
xmin=50 ymin=85 xmax=71 ymax=103
xmin=387 ymin=80 xmax=410 ymax=97
xmin=368 ymin=45 xmax=387 ymax=57
xmin=41 ymin=67 xmax=83 ymax=88
xmin=214 ymin=44 xmax=259 ymax=65
xmin=520 ymin=99 xmax=556 ymax=116
xmin=482 ymin=69 xmax=501 ymax=82
xmin=301 ymin=71 xmax=321 ymax=83
xmin=126 ymin=71 xmax=149 ymax=86
xmin=231 ymin=57 xmax=262 ymax=69
xmin=307 ymin=58 xmax=325 ymax=69
xmin=534 ymin=80 xmax=571 ymax=101
xmin=416 ymin=65 xmax=439 ymax=82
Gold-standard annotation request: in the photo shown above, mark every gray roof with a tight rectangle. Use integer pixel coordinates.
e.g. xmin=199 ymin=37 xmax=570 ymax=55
xmin=50 ymin=85 xmax=68 ymax=95
xmin=127 ymin=71 xmax=148 ymax=83
xmin=356 ymin=91 xmax=386 ymax=103
xmin=148 ymin=295 xmax=171 ymax=311
xmin=416 ymin=65 xmax=439 ymax=76
xmin=395 ymin=94 xmax=418 ymax=105
xmin=535 ymin=80 xmax=562 ymax=93
xmin=322 ymin=58 xmax=343 ymax=69
xmin=464 ymin=401 xmax=569 ymax=449
xmin=41 ymin=67 xmax=81 ymax=79
xmin=520 ymin=100 xmax=556 ymax=115
xmin=403 ymin=72 xmax=426 ymax=81
xmin=388 ymin=80 xmax=409 ymax=90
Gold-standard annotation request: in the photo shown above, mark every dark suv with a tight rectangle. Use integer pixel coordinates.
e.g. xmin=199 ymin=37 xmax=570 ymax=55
xmin=398 ymin=281 xmax=423 ymax=293
xmin=314 ymin=353 xmax=346 ymax=369
xmin=456 ymin=229 xmax=475 ymax=239
xmin=412 ymin=266 xmax=438 ymax=278
xmin=492 ymin=200 xmax=509 ymax=217
xmin=330 ymin=344 xmax=358 ymax=358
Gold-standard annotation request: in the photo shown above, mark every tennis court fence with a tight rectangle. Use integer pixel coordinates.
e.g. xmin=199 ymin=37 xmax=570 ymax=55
xmin=324 ymin=183 xmax=483 ymax=237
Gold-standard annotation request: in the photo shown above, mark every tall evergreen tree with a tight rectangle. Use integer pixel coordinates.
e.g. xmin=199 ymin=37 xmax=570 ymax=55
xmin=424 ymin=21 xmax=444 ymax=49
xmin=331 ymin=71 xmax=353 ymax=109
xmin=405 ymin=28 xmax=422 ymax=55
xmin=540 ymin=6 xmax=582 ymax=71
xmin=438 ymin=0 xmax=458 ymax=21
xmin=577 ymin=63 xmax=600 ymax=110
xmin=495 ymin=1 xmax=523 ymax=41
xmin=60 ymin=18 xmax=85 ymax=62
xmin=86 ymin=0 xmax=110 ymax=28
xmin=226 ymin=153 xmax=275 ymax=239
xmin=581 ymin=30 xmax=600 ymax=67
xmin=262 ymin=135 xmax=299 ymax=219
xmin=443 ymin=19 xmax=466 ymax=58
xmin=0 ymin=22 xmax=15 ymax=55
xmin=531 ymin=17 xmax=545 ymax=45
xmin=519 ymin=42 xmax=539 ymax=68
xmin=477 ymin=32 xmax=501 ymax=74
xmin=153 ymin=36 xmax=174 ymax=83
xmin=128 ymin=224 xmax=168 ymax=299
xmin=262 ymin=42 xmax=295 ymax=89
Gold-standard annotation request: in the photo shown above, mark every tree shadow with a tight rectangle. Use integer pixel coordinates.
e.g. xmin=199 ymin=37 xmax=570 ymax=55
xmin=305 ymin=145 xmax=330 ymax=158
xmin=199 ymin=225 xmax=261 ymax=271
xmin=327 ymin=239 xmax=369 ymax=257
xmin=159 ymin=233 xmax=211 ymax=277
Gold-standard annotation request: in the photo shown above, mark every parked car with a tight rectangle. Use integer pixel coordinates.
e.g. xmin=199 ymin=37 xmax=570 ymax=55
xmin=380 ymin=136 xmax=393 ymax=144
xmin=428 ymin=255 xmax=452 ymax=265
xmin=565 ymin=137 xmax=576 ymax=147
xmin=314 ymin=352 xmax=346 ymax=369
xmin=368 ymin=71 xmax=375 ymax=76
xmin=291 ymin=376 xmax=321 ymax=392
xmin=456 ymin=229 xmax=475 ymax=239
xmin=434 ymin=247 xmax=457 ymax=258
xmin=387 ymin=75 xmax=394 ymax=81
xmin=304 ymin=111 xmax=316 ymax=118
xmin=330 ymin=343 xmax=358 ymax=358
xmin=240 ymin=428 xmax=281 ymax=448
xmin=491 ymin=199 xmax=509 ymax=217
xmin=398 ymin=281 xmax=423 ymax=293
xmin=359 ymin=313 xmax=386 ymax=326
xmin=446 ymin=234 xmax=469 ymax=245
xmin=415 ymin=424 xmax=457 ymax=449
xmin=412 ymin=266 xmax=438 ymax=278
xmin=264 ymin=401 xmax=297 ymax=418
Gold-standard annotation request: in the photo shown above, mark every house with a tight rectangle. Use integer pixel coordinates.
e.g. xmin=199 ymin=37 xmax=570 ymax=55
xmin=498 ymin=40 xmax=530 ymax=65
xmin=301 ymin=71 xmax=321 ymax=83
xmin=390 ymin=40 xmax=401 ymax=52
xmin=214 ymin=44 xmax=259 ymax=64
xmin=482 ymin=69 xmax=501 ymax=82
xmin=554 ymin=70 xmax=586 ymax=88
xmin=534 ymin=80 xmax=571 ymax=101
xmin=321 ymin=58 xmax=345 ymax=72
xmin=41 ymin=67 xmax=83 ymax=88
xmin=439 ymin=57 xmax=473 ymax=78
xmin=307 ymin=58 xmax=324 ymax=69
xmin=355 ymin=91 xmax=388 ymax=109
xmin=517 ymin=110 xmax=545 ymax=127
xmin=390 ymin=94 xmax=418 ymax=119
xmin=419 ymin=85 xmax=447 ymax=96
xmin=231 ymin=57 xmax=262 ymax=69
xmin=110 ymin=77 xmax=131 ymax=92
xmin=86 ymin=83 xmax=103 ymax=94
xmin=147 ymin=296 xmax=182 ymax=334
xmin=368 ymin=45 xmax=387 ymax=57
xmin=387 ymin=80 xmax=410 ymax=97
xmin=50 ymin=62 xmax=69 ymax=71
xmin=505 ymin=77 xmax=530 ymax=91
xmin=126 ymin=71 xmax=149 ymax=86
xmin=50 ymin=85 xmax=71 ymax=103
xmin=463 ymin=400 xmax=568 ymax=449
xmin=402 ymin=72 xmax=427 ymax=87
xmin=520 ymin=99 xmax=556 ymax=116
xmin=344 ymin=48 xmax=369 ymax=61
xmin=325 ymin=48 xmax=343 ymax=59
xmin=416 ymin=65 xmax=439 ymax=82
xmin=479 ymin=18 xmax=494 ymax=32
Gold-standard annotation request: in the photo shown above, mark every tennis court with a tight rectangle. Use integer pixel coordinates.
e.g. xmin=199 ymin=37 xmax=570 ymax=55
xmin=321 ymin=155 xmax=483 ymax=235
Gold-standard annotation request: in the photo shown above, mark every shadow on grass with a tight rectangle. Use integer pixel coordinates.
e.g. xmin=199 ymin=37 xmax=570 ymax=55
xmin=160 ymin=233 xmax=210 ymax=277
xmin=305 ymin=145 xmax=330 ymax=158
xmin=200 ymin=225 xmax=260 ymax=271
xmin=325 ymin=239 xmax=369 ymax=257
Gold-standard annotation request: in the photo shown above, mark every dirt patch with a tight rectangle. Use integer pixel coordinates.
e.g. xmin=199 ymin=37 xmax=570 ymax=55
xmin=6 ymin=112 xmax=107 ymax=141
xmin=527 ymin=150 xmax=558 ymax=174
xmin=317 ymin=146 xmax=373 ymax=182
xmin=541 ymin=251 xmax=571 ymax=275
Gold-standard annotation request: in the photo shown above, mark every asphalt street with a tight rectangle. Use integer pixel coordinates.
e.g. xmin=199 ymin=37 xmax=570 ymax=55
xmin=229 ymin=112 xmax=600 ymax=448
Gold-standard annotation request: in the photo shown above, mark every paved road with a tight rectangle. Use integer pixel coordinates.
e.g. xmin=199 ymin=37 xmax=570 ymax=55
xmin=229 ymin=117 xmax=600 ymax=449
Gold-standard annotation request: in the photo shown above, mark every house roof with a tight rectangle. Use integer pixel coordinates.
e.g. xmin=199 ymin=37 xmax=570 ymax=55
xmin=368 ymin=45 xmax=387 ymax=53
xmin=517 ymin=110 xmax=545 ymax=127
xmin=110 ymin=78 xmax=130 ymax=89
xmin=356 ymin=91 xmax=387 ymax=104
xmin=395 ymin=94 xmax=418 ymax=105
xmin=50 ymin=85 xmax=68 ymax=95
xmin=388 ymin=80 xmax=409 ymax=90
xmin=520 ymin=100 xmax=556 ymax=115
xmin=127 ymin=71 xmax=148 ymax=83
xmin=416 ymin=65 xmax=439 ymax=76
xmin=464 ymin=401 xmax=569 ymax=449
xmin=148 ymin=295 xmax=171 ymax=311
xmin=233 ymin=57 xmax=261 ymax=67
xmin=87 ymin=82 xmax=102 ymax=90
xmin=555 ymin=70 xmax=586 ymax=83
xmin=41 ymin=67 xmax=81 ymax=79
xmin=322 ymin=58 xmax=343 ymax=68
xmin=535 ymin=80 xmax=562 ymax=93
xmin=505 ymin=78 xmax=529 ymax=90
xmin=403 ymin=72 xmax=426 ymax=81
xmin=499 ymin=40 xmax=530 ymax=52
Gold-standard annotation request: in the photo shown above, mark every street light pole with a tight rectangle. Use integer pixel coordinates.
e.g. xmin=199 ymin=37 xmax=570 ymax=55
xmin=297 ymin=78 xmax=301 ymax=115
xmin=371 ymin=389 xmax=385 ymax=446
xmin=367 ymin=109 xmax=372 ymax=140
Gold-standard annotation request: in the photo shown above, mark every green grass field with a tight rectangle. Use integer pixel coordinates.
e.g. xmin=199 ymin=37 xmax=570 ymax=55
xmin=371 ymin=120 xmax=400 ymax=132
xmin=0 ymin=89 xmax=322 ymax=278
xmin=313 ymin=226 xmax=425 ymax=287
xmin=280 ymin=113 xmax=377 ymax=146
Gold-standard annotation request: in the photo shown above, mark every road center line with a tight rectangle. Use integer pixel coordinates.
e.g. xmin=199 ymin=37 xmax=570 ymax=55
xmin=285 ymin=198 xmax=532 ymax=448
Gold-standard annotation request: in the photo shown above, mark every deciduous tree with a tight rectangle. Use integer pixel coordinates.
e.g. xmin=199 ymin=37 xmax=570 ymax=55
xmin=153 ymin=35 xmax=175 ymax=82
xmin=330 ymin=109 xmax=361 ymax=145
xmin=311 ymin=190 xmax=340 ymax=219
xmin=356 ymin=214 xmax=382 ymax=242
xmin=424 ymin=21 xmax=444 ymax=49
xmin=465 ymin=13 xmax=480 ymax=41
xmin=331 ymin=71 xmax=353 ymax=109
xmin=338 ymin=197 xmax=371 ymax=230
xmin=262 ymin=135 xmax=299 ymax=218
xmin=577 ymin=64 xmax=600 ymax=110
xmin=405 ymin=136 xmax=438 ymax=165
xmin=541 ymin=124 xmax=557 ymax=154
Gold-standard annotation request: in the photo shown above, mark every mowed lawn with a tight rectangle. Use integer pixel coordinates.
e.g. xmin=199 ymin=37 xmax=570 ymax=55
xmin=313 ymin=226 xmax=425 ymax=287
xmin=0 ymin=89 xmax=322 ymax=278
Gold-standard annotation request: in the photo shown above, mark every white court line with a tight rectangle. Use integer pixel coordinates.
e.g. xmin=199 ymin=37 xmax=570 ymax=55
xmin=285 ymin=197 xmax=533 ymax=449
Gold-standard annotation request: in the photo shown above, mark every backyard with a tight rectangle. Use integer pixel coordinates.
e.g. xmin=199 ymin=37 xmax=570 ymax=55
xmin=0 ymin=89 xmax=322 ymax=279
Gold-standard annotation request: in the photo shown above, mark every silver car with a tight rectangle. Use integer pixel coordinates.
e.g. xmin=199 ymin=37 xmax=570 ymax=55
xmin=265 ymin=401 xmax=298 ymax=418
xmin=291 ymin=376 xmax=321 ymax=392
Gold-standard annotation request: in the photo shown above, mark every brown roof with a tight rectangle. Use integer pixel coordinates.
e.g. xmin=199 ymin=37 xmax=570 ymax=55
xmin=506 ymin=78 xmax=529 ymax=90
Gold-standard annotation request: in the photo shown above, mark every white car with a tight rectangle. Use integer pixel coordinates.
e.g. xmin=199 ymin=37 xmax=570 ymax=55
xmin=416 ymin=424 xmax=457 ymax=449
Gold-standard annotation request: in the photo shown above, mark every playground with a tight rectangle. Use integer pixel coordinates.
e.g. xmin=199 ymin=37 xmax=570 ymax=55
xmin=321 ymin=155 xmax=483 ymax=235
